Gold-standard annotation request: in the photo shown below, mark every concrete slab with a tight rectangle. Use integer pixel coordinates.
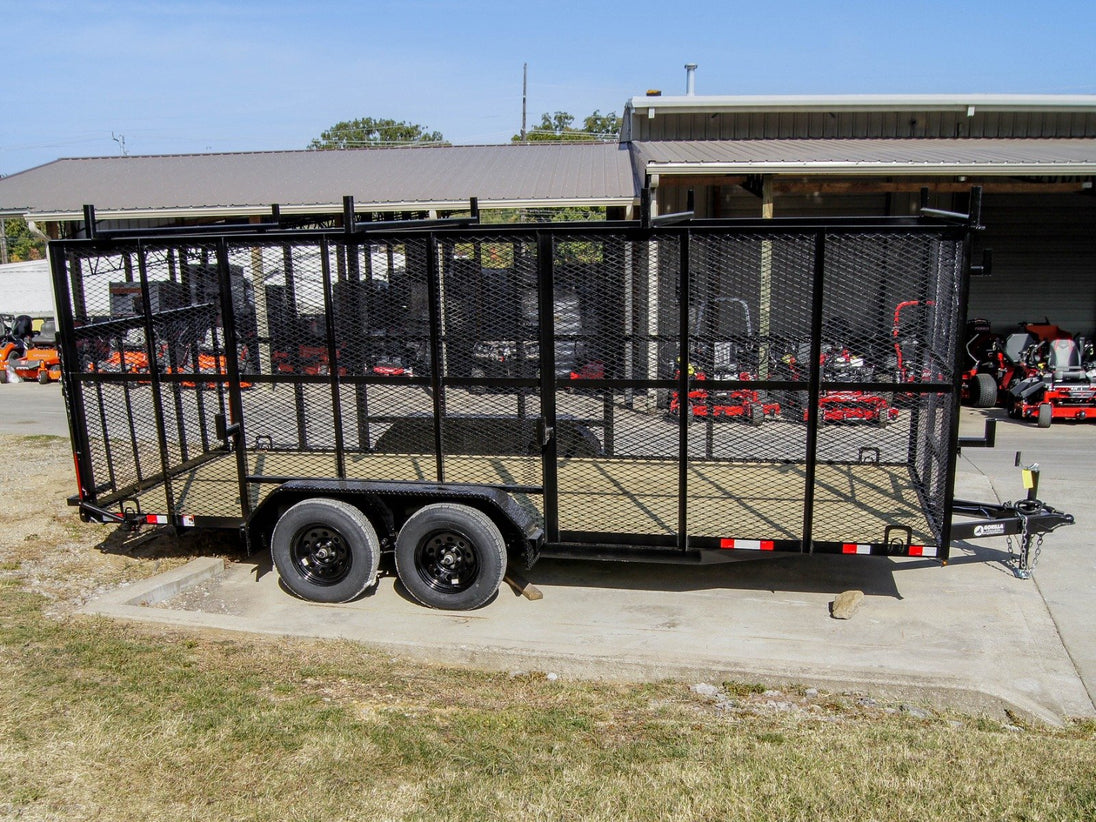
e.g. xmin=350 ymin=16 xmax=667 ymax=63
xmin=83 ymin=516 xmax=1091 ymax=725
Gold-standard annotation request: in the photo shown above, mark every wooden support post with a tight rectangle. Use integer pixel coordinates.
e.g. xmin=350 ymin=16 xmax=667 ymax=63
xmin=504 ymin=571 xmax=543 ymax=601
xmin=759 ymin=176 xmax=773 ymax=379
xmin=249 ymin=216 xmax=273 ymax=379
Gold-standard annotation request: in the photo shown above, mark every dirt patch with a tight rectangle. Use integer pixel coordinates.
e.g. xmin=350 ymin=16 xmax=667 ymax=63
xmin=0 ymin=433 xmax=238 ymax=615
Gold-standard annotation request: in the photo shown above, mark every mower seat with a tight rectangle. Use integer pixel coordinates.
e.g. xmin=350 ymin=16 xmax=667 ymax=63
xmin=1003 ymin=332 xmax=1037 ymax=365
xmin=1047 ymin=339 xmax=1087 ymax=382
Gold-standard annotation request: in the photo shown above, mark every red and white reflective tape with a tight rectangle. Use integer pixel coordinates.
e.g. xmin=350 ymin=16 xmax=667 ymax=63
xmin=842 ymin=543 xmax=872 ymax=555
xmin=145 ymin=514 xmax=169 ymax=525
xmin=909 ymin=545 xmax=938 ymax=557
xmin=720 ymin=539 xmax=775 ymax=551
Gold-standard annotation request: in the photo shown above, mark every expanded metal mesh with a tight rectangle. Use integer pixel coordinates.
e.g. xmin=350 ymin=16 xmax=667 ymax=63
xmin=57 ymin=220 xmax=967 ymax=550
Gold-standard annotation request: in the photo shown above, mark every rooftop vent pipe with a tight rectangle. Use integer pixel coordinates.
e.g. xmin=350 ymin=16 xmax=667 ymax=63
xmin=685 ymin=63 xmax=697 ymax=95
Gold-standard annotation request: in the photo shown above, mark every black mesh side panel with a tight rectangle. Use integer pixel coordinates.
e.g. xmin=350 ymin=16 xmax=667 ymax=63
xmin=554 ymin=236 xmax=681 ymax=538
xmin=56 ymin=222 xmax=967 ymax=550
xmin=682 ymin=233 xmax=815 ymax=540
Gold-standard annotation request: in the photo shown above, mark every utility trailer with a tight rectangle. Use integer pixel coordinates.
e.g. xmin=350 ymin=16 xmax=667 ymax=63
xmin=50 ymin=192 xmax=1073 ymax=610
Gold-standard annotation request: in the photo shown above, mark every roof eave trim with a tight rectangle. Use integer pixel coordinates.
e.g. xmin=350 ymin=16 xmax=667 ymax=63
xmin=627 ymin=94 xmax=1096 ymax=115
xmin=643 ymin=161 xmax=1096 ymax=177
xmin=25 ymin=196 xmax=639 ymax=222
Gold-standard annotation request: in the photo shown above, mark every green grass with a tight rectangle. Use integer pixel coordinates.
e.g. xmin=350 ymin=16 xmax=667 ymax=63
xmin=2 ymin=582 xmax=1094 ymax=821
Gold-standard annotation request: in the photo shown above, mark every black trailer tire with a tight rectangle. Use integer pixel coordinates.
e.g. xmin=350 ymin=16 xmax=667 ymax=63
xmin=1037 ymin=402 xmax=1053 ymax=428
xmin=395 ymin=503 xmax=506 ymax=611
xmin=971 ymin=372 xmax=998 ymax=408
xmin=271 ymin=498 xmax=380 ymax=603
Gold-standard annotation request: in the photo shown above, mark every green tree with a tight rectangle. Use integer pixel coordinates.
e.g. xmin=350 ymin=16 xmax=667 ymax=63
xmin=514 ymin=110 xmax=621 ymax=142
xmin=0 ymin=216 xmax=46 ymax=262
xmin=308 ymin=117 xmax=445 ymax=149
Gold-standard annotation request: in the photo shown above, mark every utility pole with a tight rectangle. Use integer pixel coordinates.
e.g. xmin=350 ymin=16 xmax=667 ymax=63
xmin=521 ymin=63 xmax=527 ymax=142
xmin=0 ymin=218 xmax=8 ymax=265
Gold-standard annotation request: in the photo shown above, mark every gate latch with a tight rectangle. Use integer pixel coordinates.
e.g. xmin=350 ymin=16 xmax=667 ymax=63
xmin=537 ymin=417 xmax=554 ymax=447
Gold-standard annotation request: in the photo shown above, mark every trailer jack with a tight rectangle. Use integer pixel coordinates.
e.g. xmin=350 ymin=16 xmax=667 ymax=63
xmin=79 ymin=498 xmax=145 ymax=531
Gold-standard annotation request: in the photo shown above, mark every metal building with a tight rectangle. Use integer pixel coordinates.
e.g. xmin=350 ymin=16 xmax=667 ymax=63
xmin=625 ymin=91 xmax=1096 ymax=334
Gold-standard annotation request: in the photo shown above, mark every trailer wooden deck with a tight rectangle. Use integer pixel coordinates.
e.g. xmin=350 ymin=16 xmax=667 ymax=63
xmin=125 ymin=450 xmax=938 ymax=546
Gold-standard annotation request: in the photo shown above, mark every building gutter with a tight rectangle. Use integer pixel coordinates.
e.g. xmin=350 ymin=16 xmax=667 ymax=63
xmin=627 ymin=94 xmax=1096 ymax=117
xmin=643 ymin=160 xmax=1096 ymax=177
xmin=24 ymin=196 xmax=639 ymax=223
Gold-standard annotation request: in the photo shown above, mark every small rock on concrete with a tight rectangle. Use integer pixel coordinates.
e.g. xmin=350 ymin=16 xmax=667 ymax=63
xmin=831 ymin=590 xmax=865 ymax=620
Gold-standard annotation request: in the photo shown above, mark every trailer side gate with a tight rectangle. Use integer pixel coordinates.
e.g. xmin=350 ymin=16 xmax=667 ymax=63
xmin=50 ymin=196 xmax=1070 ymax=609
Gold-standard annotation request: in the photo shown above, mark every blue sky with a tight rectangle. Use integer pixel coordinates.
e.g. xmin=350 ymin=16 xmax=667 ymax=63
xmin=3 ymin=0 xmax=1094 ymax=175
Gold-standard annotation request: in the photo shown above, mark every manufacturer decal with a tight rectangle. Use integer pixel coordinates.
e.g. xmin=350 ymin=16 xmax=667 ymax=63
xmin=974 ymin=523 xmax=1007 ymax=537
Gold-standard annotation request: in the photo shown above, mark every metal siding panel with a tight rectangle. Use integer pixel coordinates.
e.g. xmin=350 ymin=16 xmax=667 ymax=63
xmin=969 ymin=194 xmax=1096 ymax=335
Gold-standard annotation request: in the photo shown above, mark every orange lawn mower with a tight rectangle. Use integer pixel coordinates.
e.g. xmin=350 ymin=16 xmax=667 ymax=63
xmin=0 ymin=314 xmax=62 ymax=385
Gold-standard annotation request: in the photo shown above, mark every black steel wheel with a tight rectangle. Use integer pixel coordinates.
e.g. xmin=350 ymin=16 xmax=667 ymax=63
xmin=395 ymin=503 xmax=506 ymax=610
xmin=271 ymin=498 xmax=380 ymax=603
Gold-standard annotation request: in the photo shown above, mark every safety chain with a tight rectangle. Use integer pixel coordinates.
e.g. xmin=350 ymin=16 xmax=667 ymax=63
xmin=1004 ymin=503 xmax=1044 ymax=579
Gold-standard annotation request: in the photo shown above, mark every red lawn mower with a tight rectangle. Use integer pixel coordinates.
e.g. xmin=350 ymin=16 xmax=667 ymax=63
xmin=778 ymin=310 xmax=898 ymax=427
xmin=669 ymin=298 xmax=780 ymax=425
xmin=962 ymin=319 xmax=1073 ymax=409
xmin=1009 ymin=334 xmax=1096 ymax=427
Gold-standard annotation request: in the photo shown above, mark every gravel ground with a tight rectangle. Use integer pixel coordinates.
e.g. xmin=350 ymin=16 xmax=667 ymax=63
xmin=0 ymin=433 xmax=234 ymax=615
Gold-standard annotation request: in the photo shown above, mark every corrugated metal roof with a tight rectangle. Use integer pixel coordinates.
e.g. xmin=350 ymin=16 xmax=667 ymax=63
xmin=631 ymin=138 xmax=1096 ymax=176
xmin=0 ymin=142 xmax=637 ymax=219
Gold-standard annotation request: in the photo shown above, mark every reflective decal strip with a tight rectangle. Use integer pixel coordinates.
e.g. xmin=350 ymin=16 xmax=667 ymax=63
xmin=145 ymin=514 xmax=168 ymax=525
xmin=842 ymin=543 xmax=872 ymax=555
xmin=909 ymin=545 xmax=938 ymax=557
xmin=720 ymin=539 xmax=775 ymax=551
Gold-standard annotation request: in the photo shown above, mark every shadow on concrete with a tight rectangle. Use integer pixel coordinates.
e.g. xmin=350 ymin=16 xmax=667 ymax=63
xmin=88 ymin=502 xmax=1026 ymax=607
xmin=521 ymin=552 xmax=907 ymax=599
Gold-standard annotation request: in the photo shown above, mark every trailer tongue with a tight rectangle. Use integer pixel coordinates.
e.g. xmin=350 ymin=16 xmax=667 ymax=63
xmin=51 ymin=189 xmax=1073 ymax=609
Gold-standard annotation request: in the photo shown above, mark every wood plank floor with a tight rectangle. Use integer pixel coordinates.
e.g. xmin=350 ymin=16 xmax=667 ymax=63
xmin=132 ymin=450 xmax=937 ymax=545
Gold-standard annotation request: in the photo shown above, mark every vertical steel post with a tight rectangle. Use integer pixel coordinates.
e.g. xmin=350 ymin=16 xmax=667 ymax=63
xmin=51 ymin=244 xmax=94 ymax=499
xmin=280 ymin=243 xmax=307 ymax=450
xmin=938 ymin=188 xmax=983 ymax=563
xmin=136 ymin=239 xmax=177 ymax=517
xmin=320 ymin=236 xmax=346 ymax=478
xmin=677 ymin=228 xmax=691 ymax=551
xmin=424 ymin=233 xmax=446 ymax=482
xmin=537 ymin=231 xmax=559 ymax=542
xmin=800 ymin=230 xmax=828 ymax=554
xmin=215 ymin=237 xmax=252 ymax=519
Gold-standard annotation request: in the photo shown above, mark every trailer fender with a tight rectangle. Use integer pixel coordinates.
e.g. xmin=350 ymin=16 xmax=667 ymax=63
xmin=247 ymin=479 xmax=544 ymax=570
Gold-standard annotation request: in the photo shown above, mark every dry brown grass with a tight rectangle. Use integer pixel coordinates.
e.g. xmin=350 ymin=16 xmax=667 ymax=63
xmin=1 ymin=434 xmax=1094 ymax=821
